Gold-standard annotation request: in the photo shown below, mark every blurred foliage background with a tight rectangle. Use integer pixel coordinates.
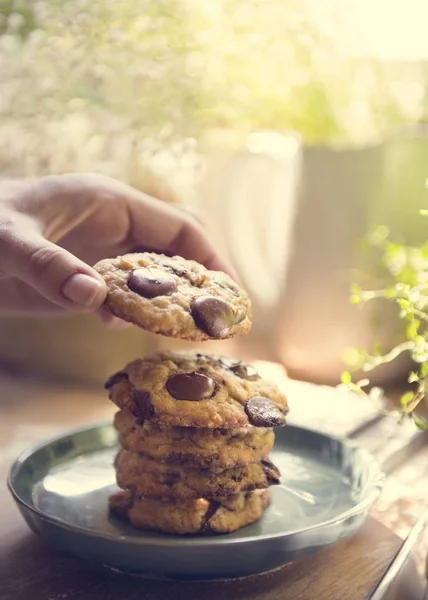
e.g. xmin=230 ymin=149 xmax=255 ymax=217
xmin=0 ymin=0 xmax=426 ymax=193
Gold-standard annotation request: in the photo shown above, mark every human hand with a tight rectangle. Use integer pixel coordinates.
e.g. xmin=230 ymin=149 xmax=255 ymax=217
xmin=0 ymin=173 xmax=235 ymax=326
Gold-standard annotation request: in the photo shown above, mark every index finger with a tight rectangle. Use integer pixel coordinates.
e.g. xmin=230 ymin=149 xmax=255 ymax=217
xmin=131 ymin=195 xmax=234 ymax=274
xmin=91 ymin=175 xmax=238 ymax=279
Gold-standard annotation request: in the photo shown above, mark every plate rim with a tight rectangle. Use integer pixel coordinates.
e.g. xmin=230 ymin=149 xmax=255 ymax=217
xmin=7 ymin=420 xmax=385 ymax=548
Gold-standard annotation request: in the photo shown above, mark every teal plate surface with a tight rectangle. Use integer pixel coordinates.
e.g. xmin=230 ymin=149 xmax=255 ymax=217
xmin=8 ymin=423 xmax=384 ymax=580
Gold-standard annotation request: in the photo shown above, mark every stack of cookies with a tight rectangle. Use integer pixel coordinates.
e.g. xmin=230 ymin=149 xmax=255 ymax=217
xmin=105 ymin=351 xmax=287 ymax=534
xmin=95 ymin=253 xmax=288 ymax=535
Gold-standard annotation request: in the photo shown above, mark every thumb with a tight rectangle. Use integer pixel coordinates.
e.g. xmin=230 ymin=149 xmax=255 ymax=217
xmin=0 ymin=227 xmax=106 ymax=311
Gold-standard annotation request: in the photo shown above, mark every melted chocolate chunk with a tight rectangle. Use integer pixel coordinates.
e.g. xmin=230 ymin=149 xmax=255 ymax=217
xmin=133 ymin=390 xmax=154 ymax=424
xmin=218 ymin=357 xmax=259 ymax=380
xmin=155 ymin=261 xmax=190 ymax=279
xmin=244 ymin=396 xmax=287 ymax=427
xmin=166 ymin=372 xmax=215 ymax=401
xmin=200 ymin=500 xmax=221 ymax=532
xmin=128 ymin=268 xmax=177 ymax=298
xmin=191 ymin=296 xmax=235 ymax=338
xmin=261 ymin=459 xmax=281 ymax=485
xmin=231 ymin=363 xmax=259 ymax=381
xmin=104 ymin=371 xmax=129 ymax=390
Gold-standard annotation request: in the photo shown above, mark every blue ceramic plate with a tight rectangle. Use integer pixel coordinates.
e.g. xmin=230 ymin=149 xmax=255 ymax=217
xmin=8 ymin=422 xmax=384 ymax=580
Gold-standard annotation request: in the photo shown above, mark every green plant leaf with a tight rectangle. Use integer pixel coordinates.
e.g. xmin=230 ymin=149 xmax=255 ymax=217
xmin=398 ymin=298 xmax=410 ymax=310
xmin=385 ymin=243 xmax=404 ymax=260
xmin=406 ymin=319 xmax=420 ymax=339
xmin=348 ymin=209 xmax=428 ymax=429
xmin=415 ymin=335 xmax=426 ymax=348
xmin=413 ymin=415 xmax=428 ymax=430
xmin=408 ymin=371 xmax=419 ymax=383
xmin=340 ymin=371 xmax=352 ymax=385
xmin=420 ymin=362 xmax=428 ymax=378
xmin=400 ymin=391 xmax=414 ymax=407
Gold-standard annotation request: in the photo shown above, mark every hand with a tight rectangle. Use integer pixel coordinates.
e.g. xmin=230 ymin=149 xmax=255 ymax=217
xmin=0 ymin=173 xmax=234 ymax=325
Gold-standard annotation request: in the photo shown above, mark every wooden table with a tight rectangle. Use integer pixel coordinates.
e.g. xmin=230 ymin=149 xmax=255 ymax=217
xmin=0 ymin=518 xmax=404 ymax=600
xmin=0 ymin=372 xmax=427 ymax=600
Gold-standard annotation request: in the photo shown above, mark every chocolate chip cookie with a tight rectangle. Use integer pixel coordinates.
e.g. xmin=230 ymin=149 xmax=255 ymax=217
xmin=114 ymin=410 xmax=275 ymax=469
xmin=94 ymin=253 xmax=252 ymax=341
xmin=106 ymin=351 xmax=288 ymax=429
xmin=114 ymin=448 xmax=280 ymax=500
xmin=109 ymin=489 xmax=271 ymax=534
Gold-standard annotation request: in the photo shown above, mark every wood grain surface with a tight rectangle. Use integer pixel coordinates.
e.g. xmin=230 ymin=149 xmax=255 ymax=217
xmin=0 ymin=519 xmax=402 ymax=600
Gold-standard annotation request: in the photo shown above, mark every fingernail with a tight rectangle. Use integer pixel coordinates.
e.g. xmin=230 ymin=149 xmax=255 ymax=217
xmin=62 ymin=273 xmax=105 ymax=308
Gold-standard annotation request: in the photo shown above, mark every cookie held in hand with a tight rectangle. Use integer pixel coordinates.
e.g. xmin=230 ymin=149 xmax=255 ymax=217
xmin=94 ymin=252 xmax=251 ymax=341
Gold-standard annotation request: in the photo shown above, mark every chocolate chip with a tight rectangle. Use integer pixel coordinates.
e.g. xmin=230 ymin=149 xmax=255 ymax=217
xmin=191 ymin=296 xmax=235 ymax=338
xmin=166 ymin=372 xmax=215 ymax=401
xmin=155 ymin=260 xmax=190 ymax=280
xmin=104 ymin=371 xmax=129 ymax=389
xmin=219 ymin=357 xmax=260 ymax=380
xmin=244 ymin=396 xmax=287 ymax=427
xmin=261 ymin=459 xmax=281 ymax=485
xmin=133 ymin=390 xmax=154 ymax=424
xmin=200 ymin=500 xmax=221 ymax=532
xmin=128 ymin=268 xmax=177 ymax=298
xmin=230 ymin=363 xmax=259 ymax=381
